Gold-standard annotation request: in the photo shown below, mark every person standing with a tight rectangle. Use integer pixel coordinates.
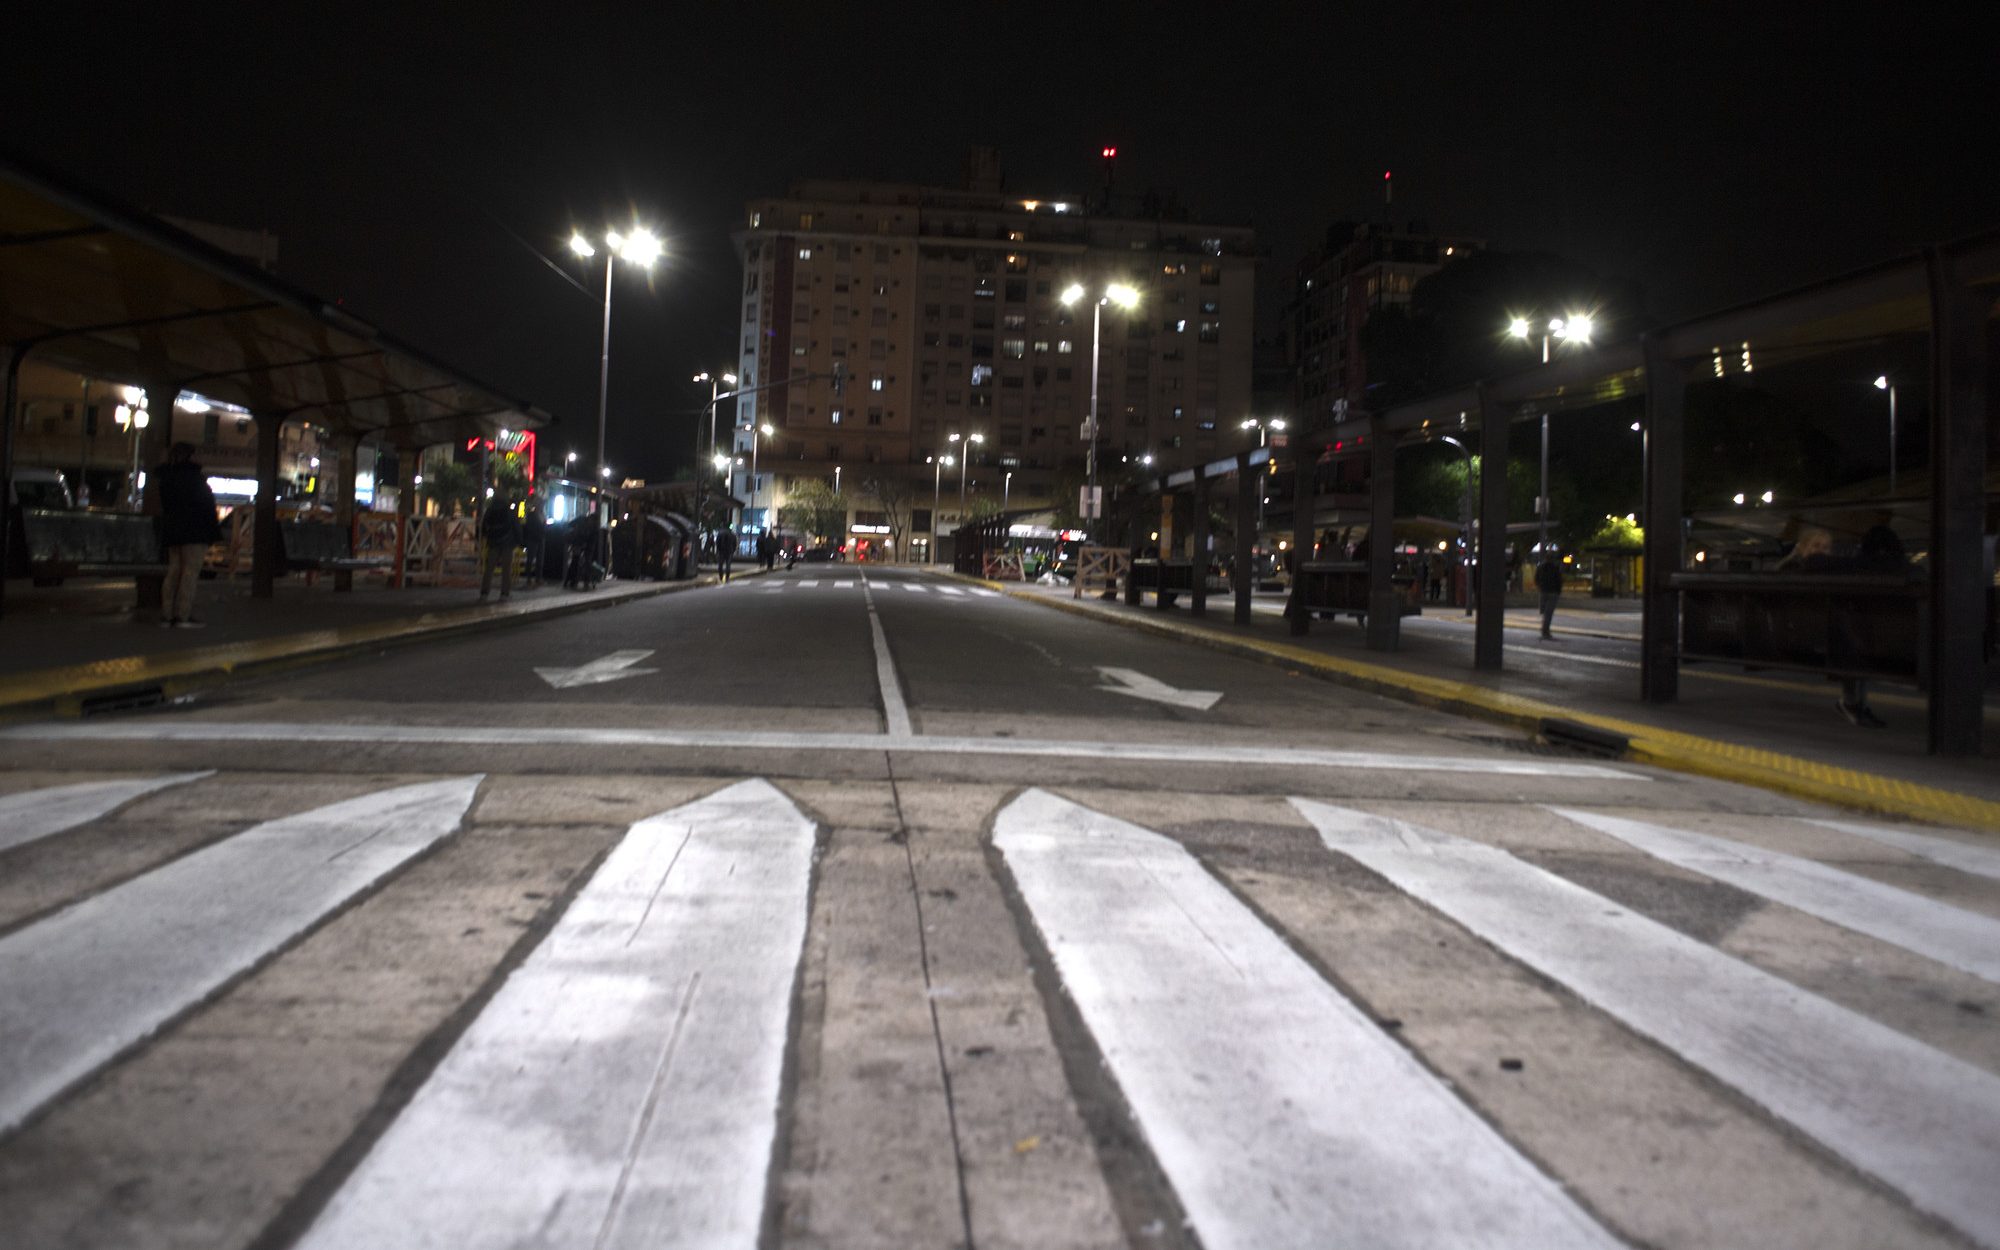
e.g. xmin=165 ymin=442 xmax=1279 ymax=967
xmin=154 ymin=442 xmax=221 ymax=628
xmin=759 ymin=527 xmax=777 ymax=571
xmin=521 ymin=499 xmax=546 ymax=589
xmin=479 ymin=491 xmax=521 ymax=601
xmin=1534 ymin=551 xmax=1564 ymax=638
xmin=716 ymin=525 xmax=738 ymax=582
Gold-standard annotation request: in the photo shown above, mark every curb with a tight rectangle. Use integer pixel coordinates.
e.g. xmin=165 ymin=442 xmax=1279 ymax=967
xmin=969 ymin=576 xmax=2000 ymax=833
xmin=0 ymin=577 xmax=711 ymax=721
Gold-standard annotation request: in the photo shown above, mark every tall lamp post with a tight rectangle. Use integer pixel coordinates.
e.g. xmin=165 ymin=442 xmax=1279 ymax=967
xmin=1238 ymin=416 xmax=1286 ymax=546
xmin=1507 ymin=312 xmax=1593 ymax=556
xmin=1438 ymin=434 xmax=1475 ymax=615
xmin=1060 ymin=281 xmax=1140 ymax=541
xmin=930 ymin=453 xmax=955 ymax=564
xmin=570 ymin=225 xmax=662 ymax=522
xmin=950 ymin=431 xmax=984 ymax=520
xmin=692 ymin=370 xmax=737 ymax=556
xmin=747 ymin=421 xmax=774 ymax=533
xmin=1874 ymin=375 xmax=1898 ymax=493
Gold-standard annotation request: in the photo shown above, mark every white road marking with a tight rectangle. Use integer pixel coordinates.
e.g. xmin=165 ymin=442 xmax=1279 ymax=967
xmin=799 ymin=579 xmax=819 ymax=587
xmin=901 ymin=583 xmax=929 ymax=593
xmin=858 ymin=580 xmax=914 ymax=737
xmin=0 ymin=772 xmax=211 ymax=855
xmin=1096 ymin=666 xmax=1223 ymax=711
xmin=995 ymin=790 xmax=1618 ymax=1250
xmin=1552 ymin=807 xmax=2000 ymax=983
xmin=3 ymin=721 xmax=1643 ymax=778
xmin=0 ymin=777 xmax=481 ymax=1134
xmin=297 ymin=779 xmax=814 ymax=1250
xmin=1295 ymin=800 xmax=2000 ymax=1247
xmin=969 ymin=588 xmax=999 ymax=597
xmin=937 ymin=586 xmax=966 ymax=596
xmin=534 ymin=649 xmax=659 ymax=689
xmin=1807 ymin=818 xmax=2000 ymax=881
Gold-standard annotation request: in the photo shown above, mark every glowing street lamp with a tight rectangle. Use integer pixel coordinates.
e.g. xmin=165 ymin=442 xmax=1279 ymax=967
xmin=571 ymin=223 xmax=663 ymax=522
xmin=930 ymin=453 xmax=956 ymax=564
xmin=693 ymin=370 xmax=740 ymax=549
xmin=1060 ymin=281 xmax=1140 ymax=538
xmin=950 ymin=431 xmax=985 ymax=520
xmin=1875 ymin=374 xmax=1898 ymax=493
xmin=1507 ymin=310 xmax=1597 ymax=552
xmin=748 ymin=422 xmax=775 ymax=531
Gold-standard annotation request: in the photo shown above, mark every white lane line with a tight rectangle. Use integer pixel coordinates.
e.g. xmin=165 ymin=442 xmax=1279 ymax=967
xmin=2 ymin=722 xmax=1642 ymax=779
xmin=799 ymin=579 xmax=819 ymax=588
xmin=937 ymin=586 xmax=966 ymax=597
xmin=901 ymin=583 xmax=930 ymax=593
xmin=996 ymin=790 xmax=1617 ymax=1250
xmin=969 ymin=588 xmax=999 ymax=598
xmin=1807 ymin=818 xmax=2000 ymax=881
xmin=1552 ymin=808 xmax=2000 ymax=984
xmin=0 ymin=772 xmax=211 ymax=855
xmin=297 ymin=779 xmax=814 ymax=1250
xmin=858 ymin=579 xmax=915 ymax=737
xmin=1295 ymin=800 xmax=2000 ymax=1247
xmin=0 ymin=777 xmax=481 ymax=1134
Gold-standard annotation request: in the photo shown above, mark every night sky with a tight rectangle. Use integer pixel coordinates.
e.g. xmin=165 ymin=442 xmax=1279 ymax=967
xmin=7 ymin=3 xmax=1994 ymax=480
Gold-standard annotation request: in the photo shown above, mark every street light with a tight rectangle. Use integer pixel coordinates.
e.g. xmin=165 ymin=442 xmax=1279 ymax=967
xmin=1439 ymin=435 xmax=1476 ymax=615
xmin=748 ymin=422 xmax=774 ymax=533
xmin=950 ymin=431 xmax=985 ymax=521
xmin=692 ymin=370 xmax=739 ymax=561
xmin=1875 ymin=375 xmax=1898 ymax=493
xmin=113 ymin=389 xmax=151 ymax=507
xmin=930 ymin=453 xmax=955 ymax=564
xmin=1240 ymin=417 xmax=1287 ymax=545
xmin=1507 ymin=310 xmax=1596 ymax=554
xmin=1003 ymin=469 xmax=1012 ymax=512
xmin=571 ymin=224 xmax=662 ymax=522
xmin=1060 ymin=281 xmax=1140 ymax=541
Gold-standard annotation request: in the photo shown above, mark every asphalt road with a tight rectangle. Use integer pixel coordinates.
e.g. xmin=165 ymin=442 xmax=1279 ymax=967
xmin=2 ymin=564 xmax=1996 ymax=1250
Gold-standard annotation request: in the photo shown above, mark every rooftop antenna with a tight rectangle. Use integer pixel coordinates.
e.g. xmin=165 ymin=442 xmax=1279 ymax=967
xmin=1383 ymin=170 xmax=1393 ymax=221
xmin=1101 ymin=145 xmax=1117 ymax=211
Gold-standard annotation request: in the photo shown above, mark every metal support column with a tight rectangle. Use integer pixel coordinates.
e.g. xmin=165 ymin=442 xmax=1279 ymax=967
xmin=1366 ymin=420 xmax=1400 ymax=651
xmin=1190 ymin=469 xmax=1210 ymax=617
xmin=391 ymin=443 xmax=416 ymax=588
xmin=1288 ymin=441 xmax=1316 ymax=636
xmin=0 ymin=346 xmax=21 ymax=622
xmin=1233 ymin=451 xmax=1255 ymax=625
xmin=1639 ymin=333 xmax=1686 ymax=703
xmin=334 ymin=434 xmax=361 ymax=592
xmin=251 ymin=412 xmax=284 ymax=600
xmin=1924 ymin=246 xmax=1992 ymax=756
xmin=1474 ymin=385 xmax=1510 ymax=670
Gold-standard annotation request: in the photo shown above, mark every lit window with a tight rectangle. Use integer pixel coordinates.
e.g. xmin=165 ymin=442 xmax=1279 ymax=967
xmin=970 ymin=364 xmax=994 ymax=386
xmin=870 ymin=374 xmax=885 ymax=391
xmin=749 ymin=211 xmax=762 ymax=228
xmin=1057 ymin=340 xmax=1073 ymax=353
xmin=798 ymin=247 xmax=812 ymax=260
xmin=1033 ymin=340 xmax=1050 ymax=354
xmin=1002 ymin=339 xmax=1025 ymax=359
xmin=831 ymin=408 xmax=843 ymax=424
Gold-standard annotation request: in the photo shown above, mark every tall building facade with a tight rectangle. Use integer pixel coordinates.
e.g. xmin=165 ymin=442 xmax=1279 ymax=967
xmin=1288 ymin=220 xmax=1479 ymax=424
xmin=732 ymin=160 xmax=1255 ymax=558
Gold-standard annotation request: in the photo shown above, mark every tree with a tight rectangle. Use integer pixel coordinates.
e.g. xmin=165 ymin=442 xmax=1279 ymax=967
xmin=778 ymin=478 xmax=848 ymax=544
xmin=862 ymin=475 xmax=914 ymax=562
xmin=1583 ymin=515 xmax=1644 ymax=551
xmin=969 ymin=495 xmax=1003 ymax=523
xmin=419 ymin=461 xmax=477 ymax=517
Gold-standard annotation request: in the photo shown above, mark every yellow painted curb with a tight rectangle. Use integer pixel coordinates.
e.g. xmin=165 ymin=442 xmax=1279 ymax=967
xmin=1001 ymin=587 xmax=2000 ymax=833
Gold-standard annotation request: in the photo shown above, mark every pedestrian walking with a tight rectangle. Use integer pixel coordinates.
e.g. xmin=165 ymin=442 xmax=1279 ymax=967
xmin=566 ymin=510 xmax=602 ymax=589
xmin=153 ymin=441 xmax=221 ymax=628
xmin=716 ymin=526 xmax=738 ymax=582
xmin=479 ymin=491 xmax=522 ymax=601
xmin=758 ymin=527 xmax=777 ymax=571
xmin=521 ymin=500 xmax=546 ymax=589
xmin=1534 ymin=551 xmax=1564 ymax=638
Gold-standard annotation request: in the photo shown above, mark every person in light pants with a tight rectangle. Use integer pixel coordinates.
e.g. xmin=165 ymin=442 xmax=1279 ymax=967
xmin=153 ymin=442 xmax=221 ymax=628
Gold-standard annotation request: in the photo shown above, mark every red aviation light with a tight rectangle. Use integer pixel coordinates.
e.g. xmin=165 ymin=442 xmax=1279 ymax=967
xmin=1101 ymin=146 xmax=1117 ymax=159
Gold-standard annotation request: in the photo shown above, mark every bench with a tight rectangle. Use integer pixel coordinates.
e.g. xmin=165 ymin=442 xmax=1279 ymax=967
xmin=1292 ymin=561 xmax=1422 ymax=622
xmin=1124 ymin=557 xmax=1197 ymax=609
xmin=18 ymin=509 xmax=166 ymax=584
xmin=1672 ymin=571 xmax=1927 ymax=682
xmin=278 ymin=520 xmax=390 ymax=574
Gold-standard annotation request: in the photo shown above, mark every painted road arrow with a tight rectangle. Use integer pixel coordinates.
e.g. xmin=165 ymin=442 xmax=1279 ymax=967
xmin=1096 ymin=666 xmax=1222 ymax=711
xmin=534 ymin=649 xmax=659 ymax=689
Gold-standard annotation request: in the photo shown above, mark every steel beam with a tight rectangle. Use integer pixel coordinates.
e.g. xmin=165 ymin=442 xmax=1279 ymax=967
xmin=1923 ymin=247 xmax=1992 ymax=756
xmin=1234 ymin=451 xmax=1255 ymax=625
xmin=1640 ymin=334 xmax=1686 ymax=703
xmin=1474 ymin=385 xmax=1509 ymax=669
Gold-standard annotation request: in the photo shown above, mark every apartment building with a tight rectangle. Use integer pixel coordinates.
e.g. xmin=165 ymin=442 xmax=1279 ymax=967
xmin=1288 ymin=219 xmax=1480 ymax=424
xmin=732 ymin=155 xmax=1255 ymax=557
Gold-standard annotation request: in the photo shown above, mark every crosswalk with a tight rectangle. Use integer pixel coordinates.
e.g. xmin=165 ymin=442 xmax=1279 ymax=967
xmin=751 ymin=578 xmax=1001 ymax=598
xmin=2 ymin=772 xmax=1996 ymax=1248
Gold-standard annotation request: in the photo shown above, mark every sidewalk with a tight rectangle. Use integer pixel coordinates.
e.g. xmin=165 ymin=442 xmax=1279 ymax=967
xmin=0 ymin=571 xmax=721 ymax=717
xmin=996 ymin=576 xmax=2000 ymax=832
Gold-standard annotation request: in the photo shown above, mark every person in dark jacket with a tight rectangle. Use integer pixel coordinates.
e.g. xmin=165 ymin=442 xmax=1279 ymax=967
xmin=716 ymin=525 xmax=738 ymax=582
xmin=154 ymin=442 xmax=221 ymax=628
xmin=521 ymin=500 xmax=547 ymax=589
xmin=1534 ymin=552 xmax=1564 ymax=638
xmin=479 ymin=491 xmax=522 ymax=601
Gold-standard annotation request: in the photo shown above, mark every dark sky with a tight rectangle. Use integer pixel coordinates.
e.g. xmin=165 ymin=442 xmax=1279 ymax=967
xmin=7 ymin=2 xmax=1994 ymax=479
